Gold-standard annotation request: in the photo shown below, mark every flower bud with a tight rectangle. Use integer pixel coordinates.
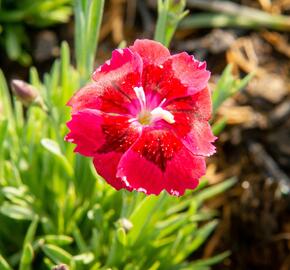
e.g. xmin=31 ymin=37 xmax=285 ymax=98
xmin=118 ymin=218 xmax=133 ymax=232
xmin=11 ymin=80 xmax=38 ymax=106
xmin=11 ymin=79 xmax=47 ymax=111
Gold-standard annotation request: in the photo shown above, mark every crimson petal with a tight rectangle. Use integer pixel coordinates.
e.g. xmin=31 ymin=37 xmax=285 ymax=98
xmin=139 ymin=53 xmax=210 ymax=106
xmin=164 ymin=52 xmax=210 ymax=96
xmin=65 ymin=109 xmax=140 ymax=157
xmin=130 ymin=39 xmax=170 ymax=66
xmin=68 ymin=48 xmax=143 ymax=115
xmin=93 ymin=152 xmax=132 ymax=191
xmin=117 ymin=128 xmax=206 ymax=196
xmin=165 ymin=87 xmax=216 ymax=156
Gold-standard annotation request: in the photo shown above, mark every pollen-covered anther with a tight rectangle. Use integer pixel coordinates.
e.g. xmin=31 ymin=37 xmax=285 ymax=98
xmin=151 ymin=107 xmax=175 ymax=124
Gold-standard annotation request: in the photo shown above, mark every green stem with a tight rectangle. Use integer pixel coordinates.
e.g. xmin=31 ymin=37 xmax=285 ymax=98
xmin=154 ymin=0 xmax=168 ymax=45
xmin=74 ymin=0 xmax=105 ymax=84
xmin=180 ymin=13 xmax=290 ymax=31
xmin=186 ymin=0 xmax=290 ymax=31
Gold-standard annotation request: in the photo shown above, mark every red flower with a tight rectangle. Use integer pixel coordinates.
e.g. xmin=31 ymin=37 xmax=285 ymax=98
xmin=65 ymin=39 xmax=216 ymax=196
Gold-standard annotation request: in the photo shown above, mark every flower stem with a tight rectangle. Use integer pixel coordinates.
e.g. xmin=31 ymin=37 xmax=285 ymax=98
xmin=185 ymin=0 xmax=290 ymax=31
xmin=74 ymin=0 xmax=104 ymax=84
xmin=154 ymin=0 xmax=188 ymax=47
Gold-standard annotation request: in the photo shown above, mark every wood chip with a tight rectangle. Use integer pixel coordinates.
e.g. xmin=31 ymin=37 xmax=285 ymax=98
xmin=261 ymin=31 xmax=290 ymax=58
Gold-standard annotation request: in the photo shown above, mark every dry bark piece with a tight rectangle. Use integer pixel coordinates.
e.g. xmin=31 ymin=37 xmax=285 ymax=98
xmin=177 ymin=29 xmax=236 ymax=53
xmin=268 ymin=99 xmax=290 ymax=127
xmin=248 ymin=141 xmax=290 ymax=194
xmin=261 ymin=31 xmax=290 ymax=58
xmin=247 ymin=74 xmax=288 ymax=103
xmin=218 ymin=100 xmax=267 ymax=128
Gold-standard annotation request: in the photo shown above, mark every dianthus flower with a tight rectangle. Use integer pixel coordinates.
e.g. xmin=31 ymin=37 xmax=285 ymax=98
xmin=65 ymin=39 xmax=216 ymax=196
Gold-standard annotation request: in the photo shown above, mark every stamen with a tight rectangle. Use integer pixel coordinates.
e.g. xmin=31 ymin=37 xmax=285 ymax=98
xmin=151 ymin=107 xmax=175 ymax=124
xmin=159 ymin=98 xmax=167 ymax=107
xmin=134 ymin=86 xmax=146 ymax=109
xmin=128 ymin=118 xmax=137 ymax=123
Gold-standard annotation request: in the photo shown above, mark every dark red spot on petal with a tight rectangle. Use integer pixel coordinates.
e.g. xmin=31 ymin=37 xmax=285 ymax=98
xmin=142 ymin=64 xmax=188 ymax=103
xmin=97 ymin=116 xmax=140 ymax=154
xmin=131 ymin=128 xmax=182 ymax=171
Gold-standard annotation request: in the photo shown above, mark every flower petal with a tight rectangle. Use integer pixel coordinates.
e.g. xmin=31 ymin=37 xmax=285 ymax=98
xmin=165 ymin=52 xmax=210 ymax=96
xmin=117 ymin=128 xmax=206 ymax=195
xmin=130 ymin=39 xmax=170 ymax=66
xmin=164 ymin=148 xmax=205 ymax=196
xmin=164 ymin=88 xmax=216 ymax=156
xmin=93 ymin=152 xmax=132 ymax=191
xmin=68 ymin=48 xmax=143 ymax=115
xmin=175 ymin=119 xmax=216 ymax=156
xmin=140 ymin=52 xmax=210 ymax=105
xmin=65 ymin=109 xmax=140 ymax=157
xmin=165 ymin=87 xmax=212 ymax=121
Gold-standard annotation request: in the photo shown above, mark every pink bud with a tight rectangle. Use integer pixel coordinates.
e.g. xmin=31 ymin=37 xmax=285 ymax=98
xmin=11 ymin=79 xmax=47 ymax=111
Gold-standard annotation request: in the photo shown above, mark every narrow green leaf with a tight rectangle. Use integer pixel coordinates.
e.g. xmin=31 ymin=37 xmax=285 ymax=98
xmin=154 ymin=0 xmax=187 ymax=46
xmin=235 ymin=71 xmax=255 ymax=91
xmin=42 ymin=235 xmax=73 ymax=246
xmin=191 ymin=251 xmax=231 ymax=267
xmin=0 ymin=255 xmax=12 ymax=270
xmin=128 ymin=194 xmax=164 ymax=244
xmin=41 ymin=138 xmax=62 ymax=156
xmin=116 ymin=227 xmax=127 ymax=246
xmin=41 ymin=138 xmax=73 ymax=177
xmin=0 ymin=119 xmax=8 ymax=148
xmin=73 ymin=252 xmax=94 ymax=265
xmin=60 ymin=41 xmax=70 ymax=103
xmin=74 ymin=0 xmax=104 ymax=82
xmin=42 ymin=244 xmax=72 ymax=265
xmin=43 ymin=258 xmax=54 ymax=269
xmin=148 ymin=261 xmax=160 ymax=270
xmin=212 ymin=117 xmax=227 ymax=136
xmin=5 ymin=25 xmax=22 ymax=60
xmin=19 ymin=243 xmax=33 ymax=270
xmin=0 ymin=70 xmax=14 ymax=121
xmin=86 ymin=0 xmax=104 ymax=74
xmin=212 ymin=65 xmax=253 ymax=114
xmin=72 ymin=227 xmax=87 ymax=252
xmin=0 ymin=203 xmax=34 ymax=220
xmin=195 ymin=178 xmax=237 ymax=203
xmin=23 ymin=215 xmax=39 ymax=246
xmin=174 ymin=220 xmax=218 ymax=263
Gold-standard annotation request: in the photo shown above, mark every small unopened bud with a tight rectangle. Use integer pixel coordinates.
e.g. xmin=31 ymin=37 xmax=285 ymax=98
xmin=118 ymin=218 xmax=133 ymax=232
xmin=11 ymin=80 xmax=38 ymax=106
xmin=52 ymin=264 xmax=69 ymax=270
xmin=11 ymin=79 xmax=47 ymax=111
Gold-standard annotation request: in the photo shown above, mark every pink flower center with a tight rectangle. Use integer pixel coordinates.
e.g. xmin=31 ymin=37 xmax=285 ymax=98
xmin=133 ymin=86 xmax=175 ymax=126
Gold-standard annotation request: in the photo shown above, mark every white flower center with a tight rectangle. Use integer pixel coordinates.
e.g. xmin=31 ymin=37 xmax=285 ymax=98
xmin=133 ymin=86 xmax=175 ymax=125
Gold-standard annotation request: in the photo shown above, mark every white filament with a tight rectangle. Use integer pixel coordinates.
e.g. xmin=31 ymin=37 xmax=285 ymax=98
xmin=134 ymin=86 xmax=146 ymax=109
